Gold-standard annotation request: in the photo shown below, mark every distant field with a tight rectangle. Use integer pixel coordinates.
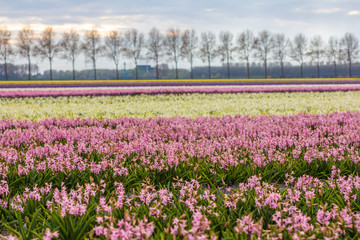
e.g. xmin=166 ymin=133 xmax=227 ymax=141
xmin=1 ymin=91 xmax=360 ymax=120
xmin=1 ymin=77 xmax=360 ymax=88
xmin=1 ymin=84 xmax=360 ymax=98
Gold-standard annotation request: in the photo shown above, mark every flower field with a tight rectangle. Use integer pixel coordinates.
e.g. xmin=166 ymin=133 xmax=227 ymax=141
xmin=2 ymin=87 xmax=360 ymax=239
xmin=1 ymin=91 xmax=360 ymax=121
xmin=1 ymin=85 xmax=360 ymax=98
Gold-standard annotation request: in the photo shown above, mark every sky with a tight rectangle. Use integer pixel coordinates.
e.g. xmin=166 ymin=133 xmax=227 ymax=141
xmin=1 ymin=0 xmax=360 ymax=72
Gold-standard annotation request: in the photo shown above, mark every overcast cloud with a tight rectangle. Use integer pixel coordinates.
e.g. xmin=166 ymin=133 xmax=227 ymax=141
xmin=1 ymin=0 xmax=360 ymax=70
xmin=2 ymin=0 xmax=360 ymax=36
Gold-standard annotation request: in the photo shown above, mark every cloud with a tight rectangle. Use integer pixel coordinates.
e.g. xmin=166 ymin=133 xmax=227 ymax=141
xmin=313 ymin=8 xmax=341 ymax=14
xmin=348 ymin=10 xmax=360 ymax=15
xmin=203 ymin=8 xmax=216 ymax=12
xmin=273 ymin=18 xmax=309 ymax=27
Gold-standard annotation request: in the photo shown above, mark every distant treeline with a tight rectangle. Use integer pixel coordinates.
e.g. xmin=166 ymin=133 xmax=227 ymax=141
xmin=1 ymin=62 xmax=358 ymax=80
xmin=0 ymin=25 xmax=359 ymax=80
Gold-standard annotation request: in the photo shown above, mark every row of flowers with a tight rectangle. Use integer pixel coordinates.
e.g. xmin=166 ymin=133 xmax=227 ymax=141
xmin=4 ymin=84 xmax=355 ymax=92
xmin=2 ymin=85 xmax=360 ymax=98
xmin=1 ymin=77 xmax=359 ymax=86
xmin=1 ymin=112 xmax=360 ymax=173
xmin=2 ymin=171 xmax=360 ymax=239
xmin=1 ymin=91 xmax=360 ymax=120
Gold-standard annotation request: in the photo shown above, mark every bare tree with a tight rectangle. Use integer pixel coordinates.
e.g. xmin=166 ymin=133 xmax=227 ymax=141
xmin=181 ymin=29 xmax=198 ymax=79
xmin=147 ymin=27 xmax=163 ymax=79
xmin=217 ymin=31 xmax=234 ymax=79
xmin=164 ymin=28 xmax=182 ymax=79
xmin=253 ymin=30 xmax=274 ymax=78
xmin=123 ymin=29 xmax=144 ymax=80
xmin=35 ymin=27 xmax=59 ymax=80
xmin=0 ymin=26 xmax=13 ymax=80
xmin=17 ymin=25 xmax=36 ymax=80
xmin=59 ymin=29 xmax=81 ymax=80
xmin=307 ymin=36 xmax=325 ymax=78
xmin=235 ymin=30 xmax=254 ymax=79
xmin=199 ymin=31 xmax=217 ymax=79
xmin=82 ymin=28 xmax=103 ymax=80
xmin=340 ymin=32 xmax=359 ymax=77
xmin=327 ymin=36 xmax=341 ymax=77
xmin=272 ymin=33 xmax=290 ymax=78
xmin=290 ymin=33 xmax=307 ymax=78
xmin=104 ymin=30 xmax=123 ymax=80
xmin=254 ymin=30 xmax=274 ymax=78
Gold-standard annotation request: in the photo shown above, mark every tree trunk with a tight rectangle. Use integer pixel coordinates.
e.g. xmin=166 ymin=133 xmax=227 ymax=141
xmin=264 ymin=59 xmax=268 ymax=78
xmin=93 ymin=60 xmax=97 ymax=80
xmin=175 ymin=60 xmax=178 ymax=79
xmin=156 ymin=58 xmax=159 ymax=79
xmin=135 ymin=59 xmax=138 ymax=80
xmin=190 ymin=61 xmax=193 ymax=79
xmin=300 ymin=63 xmax=304 ymax=78
xmin=116 ymin=63 xmax=119 ymax=80
xmin=280 ymin=61 xmax=284 ymax=78
xmin=349 ymin=59 xmax=352 ymax=77
xmin=208 ymin=58 xmax=211 ymax=79
xmin=49 ymin=58 xmax=53 ymax=80
xmin=72 ymin=58 xmax=76 ymax=80
xmin=227 ymin=59 xmax=230 ymax=79
xmin=28 ymin=55 xmax=31 ymax=80
xmin=333 ymin=61 xmax=337 ymax=78
xmin=4 ymin=58 xmax=8 ymax=81
xmin=317 ymin=62 xmax=320 ymax=78
xmin=246 ymin=60 xmax=250 ymax=79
